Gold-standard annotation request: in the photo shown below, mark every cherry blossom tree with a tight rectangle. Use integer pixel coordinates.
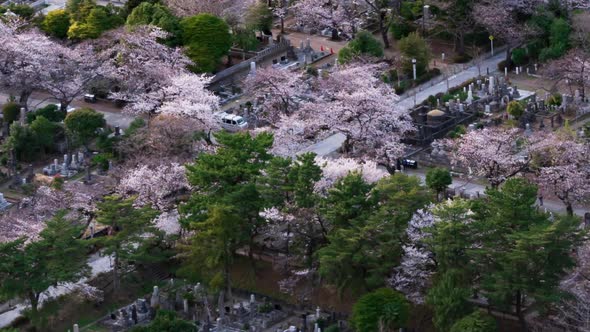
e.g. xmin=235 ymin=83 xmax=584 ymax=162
xmin=38 ymin=44 xmax=108 ymax=114
xmin=314 ymin=156 xmax=388 ymax=192
xmin=99 ymin=27 xmax=220 ymax=125
xmin=0 ymin=24 xmax=55 ymax=111
xmin=0 ymin=21 xmax=108 ymax=113
xmin=472 ymin=0 xmax=540 ymax=62
xmin=244 ymin=66 xmax=303 ymax=123
xmin=543 ymin=49 xmax=590 ymax=99
xmin=301 ymin=64 xmax=413 ymax=166
xmin=532 ymin=133 xmax=590 ymax=216
xmin=163 ymin=0 xmax=256 ymax=25
xmin=97 ymin=26 xmax=193 ymax=118
xmin=154 ymin=209 xmax=182 ymax=235
xmin=553 ymin=240 xmax=590 ymax=331
xmin=292 ymin=0 xmax=361 ymax=40
xmin=253 ymin=63 xmax=412 ymax=165
xmin=447 ymin=127 xmax=535 ymax=188
xmin=390 ymin=208 xmax=437 ymax=304
xmin=254 ymin=117 xmax=312 ymax=157
xmin=119 ymin=115 xmax=214 ymax=166
xmin=117 ymin=162 xmax=190 ymax=210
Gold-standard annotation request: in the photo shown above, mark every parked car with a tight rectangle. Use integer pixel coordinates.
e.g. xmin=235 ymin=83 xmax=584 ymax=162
xmin=84 ymin=94 xmax=97 ymax=103
xmin=215 ymin=111 xmax=248 ymax=132
xmin=53 ymin=103 xmax=76 ymax=113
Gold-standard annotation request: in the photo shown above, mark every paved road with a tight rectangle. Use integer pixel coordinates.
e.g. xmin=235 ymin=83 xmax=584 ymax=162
xmin=0 ymin=91 xmax=135 ymax=129
xmin=297 ymin=134 xmax=587 ymax=217
xmin=402 ymin=168 xmax=587 ymax=217
xmin=396 ymin=52 xmax=507 ymax=110
xmin=298 ymin=132 xmax=346 ymax=157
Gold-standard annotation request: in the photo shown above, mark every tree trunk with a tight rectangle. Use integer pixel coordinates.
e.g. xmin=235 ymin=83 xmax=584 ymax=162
xmin=566 ymin=203 xmax=574 ymax=217
xmin=19 ymin=90 xmax=31 ymax=112
xmin=280 ymin=17 xmax=285 ymax=34
xmin=456 ymin=32 xmax=465 ymax=55
xmin=29 ymin=292 xmax=39 ymax=322
xmin=379 ymin=14 xmax=390 ymax=49
xmin=331 ymin=27 xmax=339 ymax=41
xmin=505 ymin=47 xmax=513 ymax=68
xmin=85 ymin=145 xmax=91 ymax=182
xmin=60 ymin=101 xmax=68 ymax=115
xmin=224 ymin=261 xmax=232 ymax=300
xmin=113 ymin=253 xmax=120 ymax=292
xmin=515 ymin=290 xmax=527 ymax=331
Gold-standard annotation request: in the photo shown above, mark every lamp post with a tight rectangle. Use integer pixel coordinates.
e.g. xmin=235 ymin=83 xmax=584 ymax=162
xmin=412 ymin=58 xmax=417 ymax=81
xmin=489 ymin=35 xmax=494 ymax=56
xmin=422 ymin=5 xmax=429 ymax=35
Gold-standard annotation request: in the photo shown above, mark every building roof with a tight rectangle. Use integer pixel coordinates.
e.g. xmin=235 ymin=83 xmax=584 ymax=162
xmin=427 ymin=109 xmax=446 ymax=117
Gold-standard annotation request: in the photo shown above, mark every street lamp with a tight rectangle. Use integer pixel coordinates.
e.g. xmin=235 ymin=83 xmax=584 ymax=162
xmin=422 ymin=5 xmax=430 ymax=35
xmin=412 ymin=58 xmax=417 ymax=81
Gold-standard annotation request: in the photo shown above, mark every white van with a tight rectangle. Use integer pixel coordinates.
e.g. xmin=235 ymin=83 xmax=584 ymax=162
xmin=216 ymin=112 xmax=248 ymax=132
xmin=53 ymin=103 xmax=76 ymax=113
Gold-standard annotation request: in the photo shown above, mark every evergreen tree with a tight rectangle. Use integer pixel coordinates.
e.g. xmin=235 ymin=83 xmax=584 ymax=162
xmin=427 ymin=269 xmax=473 ymax=332
xmin=319 ymin=174 xmax=430 ymax=293
xmin=471 ymin=178 xmax=583 ymax=329
xmin=425 ymin=167 xmax=452 ymax=201
xmin=351 ymin=288 xmax=410 ymax=332
xmin=96 ymin=195 xmax=160 ymax=291
xmin=181 ymin=14 xmax=232 ymax=72
xmin=180 ymin=132 xmax=274 ymax=292
xmin=0 ymin=214 xmax=90 ymax=322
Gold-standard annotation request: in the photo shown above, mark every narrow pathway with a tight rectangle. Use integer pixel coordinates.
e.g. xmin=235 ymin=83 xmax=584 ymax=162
xmin=396 ymin=52 xmax=507 ymax=110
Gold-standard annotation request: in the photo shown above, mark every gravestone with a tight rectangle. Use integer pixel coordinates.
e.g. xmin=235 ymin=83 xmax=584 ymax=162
xmin=0 ymin=193 xmax=11 ymax=211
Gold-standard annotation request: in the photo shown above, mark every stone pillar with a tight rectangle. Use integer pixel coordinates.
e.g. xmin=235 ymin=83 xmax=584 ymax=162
xmin=73 ymin=324 xmax=79 ymax=332
xmin=150 ymin=286 xmax=159 ymax=309
xmin=250 ymin=61 xmax=256 ymax=75
xmin=19 ymin=107 xmax=25 ymax=125
xmin=488 ymin=76 xmax=495 ymax=95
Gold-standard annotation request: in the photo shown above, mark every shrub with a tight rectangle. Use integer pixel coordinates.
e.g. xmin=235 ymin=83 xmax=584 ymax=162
xmin=324 ymin=326 xmax=340 ymax=332
xmin=417 ymin=68 xmax=441 ymax=84
xmin=452 ymin=53 xmax=472 ymax=64
xmin=539 ymin=18 xmax=570 ymax=61
xmin=448 ymin=125 xmax=466 ymax=138
xmin=395 ymin=81 xmax=409 ymax=94
xmin=547 ymin=93 xmax=563 ymax=106
xmin=526 ymin=39 xmax=545 ymax=60
xmin=338 ymin=31 xmax=384 ymax=64
xmin=398 ymin=32 xmax=431 ymax=77
xmin=450 ymin=311 xmax=496 ymax=332
xmin=27 ymin=104 xmax=65 ymax=123
xmin=427 ymin=95 xmax=437 ymax=107
xmin=507 ymin=100 xmax=525 ymax=119
xmin=42 ymin=9 xmax=71 ymax=39
xmin=511 ymin=48 xmax=528 ymax=66
xmin=2 ymin=103 xmax=20 ymax=124
xmin=390 ymin=20 xmax=414 ymax=40
xmin=497 ymin=60 xmax=508 ymax=71
xmin=351 ymin=288 xmax=409 ymax=332
xmin=92 ymin=153 xmax=111 ymax=171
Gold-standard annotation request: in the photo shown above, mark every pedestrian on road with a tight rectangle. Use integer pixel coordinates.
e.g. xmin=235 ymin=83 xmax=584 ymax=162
xmin=538 ymin=195 xmax=544 ymax=206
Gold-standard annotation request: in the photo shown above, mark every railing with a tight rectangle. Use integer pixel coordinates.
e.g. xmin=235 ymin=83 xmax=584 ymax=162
xmin=210 ymin=39 xmax=292 ymax=86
